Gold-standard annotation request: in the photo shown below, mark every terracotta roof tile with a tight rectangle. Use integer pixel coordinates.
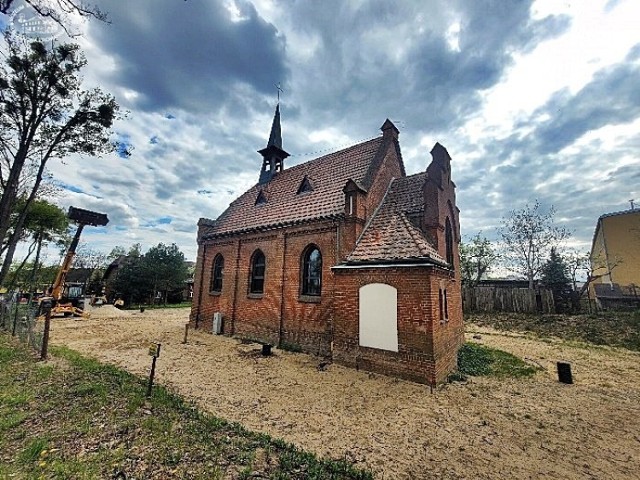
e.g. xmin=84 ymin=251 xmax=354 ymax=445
xmin=348 ymin=173 xmax=444 ymax=264
xmin=202 ymin=137 xmax=384 ymax=237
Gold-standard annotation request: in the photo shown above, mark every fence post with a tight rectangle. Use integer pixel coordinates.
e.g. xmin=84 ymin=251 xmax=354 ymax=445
xmin=11 ymin=301 xmax=19 ymax=336
xmin=40 ymin=298 xmax=53 ymax=361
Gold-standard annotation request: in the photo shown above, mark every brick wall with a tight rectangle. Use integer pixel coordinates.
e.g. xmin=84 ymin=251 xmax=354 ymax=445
xmin=332 ymin=265 xmax=463 ymax=385
xmin=191 ymin=220 xmax=340 ymax=355
xmin=365 ymin=141 xmax=404 ymax=219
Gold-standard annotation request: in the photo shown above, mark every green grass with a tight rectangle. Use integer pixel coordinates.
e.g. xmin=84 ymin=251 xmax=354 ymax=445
xmin=0 ymin=334 xmax=372 ymax=480
xmin=453 ymin=342 xmax=540 ymax=381
xmin=279 ymin=341 xmax=303 ymax=353
xmin=467 ymin=310 xmax=640 ymax=351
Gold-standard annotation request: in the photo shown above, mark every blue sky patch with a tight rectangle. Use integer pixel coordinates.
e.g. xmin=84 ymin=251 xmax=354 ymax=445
xmin=55 ymin=181 xmax=84 ymax=194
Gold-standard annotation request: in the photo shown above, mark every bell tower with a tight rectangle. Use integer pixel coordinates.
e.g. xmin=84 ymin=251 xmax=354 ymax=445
xmin=258 ymin=103 xmax=289 ymax=184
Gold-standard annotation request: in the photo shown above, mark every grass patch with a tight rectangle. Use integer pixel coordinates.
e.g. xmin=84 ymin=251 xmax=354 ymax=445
xmin=279 ymin=341 xmax=303 ymax=353
xmin=0 ymin=334 xmax=372 ymax=479
xmin=454 ymin=342 xmax=539 ymax=381
xmin=468 ymin=310 xmax=640 ymax=351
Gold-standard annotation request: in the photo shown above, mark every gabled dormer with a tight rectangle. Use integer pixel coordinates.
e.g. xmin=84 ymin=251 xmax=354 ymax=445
xmin=297 ymin=175 xmax=314 ymax=195
xmin=255 ymin=190 xmax=267 ymax=205
xmin=343 ymin=179 xmax=367 ymax=218
xmin=258 ymin=103 xmax=290 ymax=184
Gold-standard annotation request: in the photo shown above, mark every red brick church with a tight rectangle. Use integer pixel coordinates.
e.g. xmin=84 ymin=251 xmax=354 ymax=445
xmin=190 ymin=105 xmax=463 ymax=385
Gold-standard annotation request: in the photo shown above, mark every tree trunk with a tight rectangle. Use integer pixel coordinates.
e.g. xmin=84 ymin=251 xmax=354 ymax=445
xmin=0 ymin=154 xmax=49 ymax=286
xmin=0 ymin=212 xmax=28 ymax=287
xmin=28 ymin=234 xmax=44 ymax=304
xmin=0 ymin=149 xmax=27 ymax=256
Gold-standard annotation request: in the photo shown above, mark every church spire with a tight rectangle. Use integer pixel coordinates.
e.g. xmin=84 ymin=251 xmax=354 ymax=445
xmin=267 ymin=103 xmax=282 ymax=149
xmin=258 ymin=102 xmax=289 ymax=184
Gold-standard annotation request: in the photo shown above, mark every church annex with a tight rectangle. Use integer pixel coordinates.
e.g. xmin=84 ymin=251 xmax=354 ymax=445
xmin=190 ymin=105 xmax=463 ymax=385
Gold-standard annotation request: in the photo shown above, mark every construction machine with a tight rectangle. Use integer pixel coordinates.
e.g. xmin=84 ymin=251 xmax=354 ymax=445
xmin=41 ymin=206 xmax=109 ymax=318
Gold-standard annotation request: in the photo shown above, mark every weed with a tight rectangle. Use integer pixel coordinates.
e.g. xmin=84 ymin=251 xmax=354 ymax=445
xmin=18 ymin=437 xmax=48 ymax=464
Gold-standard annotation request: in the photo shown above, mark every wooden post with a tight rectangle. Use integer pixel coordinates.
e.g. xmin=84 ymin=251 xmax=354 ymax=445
xmin=183 ymin=323 xmax=189 ymax=344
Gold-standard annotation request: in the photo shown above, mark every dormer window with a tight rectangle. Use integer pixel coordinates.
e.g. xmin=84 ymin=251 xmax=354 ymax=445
xmin=255 ymin=190 xmax=267 ymax=205
xmin=342 ymin=179 xmax=366 ymax=218
xmin=297 ymin=176 xmax=313 ymax=194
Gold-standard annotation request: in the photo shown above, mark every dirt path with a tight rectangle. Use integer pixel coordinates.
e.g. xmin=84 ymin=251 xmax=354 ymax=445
xmin=51 ymin=307 xmax=640 ymax=479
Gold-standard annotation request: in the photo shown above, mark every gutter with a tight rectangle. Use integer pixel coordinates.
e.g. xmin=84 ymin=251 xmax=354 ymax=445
xmin=332 ymin=259 xmax=451 ymax=270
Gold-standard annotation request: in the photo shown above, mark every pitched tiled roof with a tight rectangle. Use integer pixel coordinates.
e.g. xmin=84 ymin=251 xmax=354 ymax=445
xmin=347 ymin=173 xmax=445 ymax=264
xmin=201 ymin=137 xmax=386 ymax=238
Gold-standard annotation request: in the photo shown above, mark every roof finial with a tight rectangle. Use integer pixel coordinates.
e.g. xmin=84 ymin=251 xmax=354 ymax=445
xmin=275 ymin=82 xmax=283 ymax=103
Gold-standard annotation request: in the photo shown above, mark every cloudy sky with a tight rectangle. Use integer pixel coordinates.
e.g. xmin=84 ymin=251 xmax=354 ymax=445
xmin=3 ymin=0 xmax=640 ymax=263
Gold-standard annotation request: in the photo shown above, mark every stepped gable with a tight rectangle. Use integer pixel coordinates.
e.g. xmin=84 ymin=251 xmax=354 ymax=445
xmin=203 ymin=137 xmax=384 ymax=238
xmin=347 ymin=172 xmax=444 ymax=263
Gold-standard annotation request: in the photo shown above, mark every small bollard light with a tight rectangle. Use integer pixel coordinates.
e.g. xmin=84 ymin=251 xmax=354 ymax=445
xmin=557 ymin=361 xmax=573 ymax=384
xmin=147 ymin=342 xmax=161 ymax=398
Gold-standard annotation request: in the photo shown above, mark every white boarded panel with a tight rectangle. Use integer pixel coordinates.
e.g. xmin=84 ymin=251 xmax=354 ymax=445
xmin=359 ymin=283 xmax=398 ymax=352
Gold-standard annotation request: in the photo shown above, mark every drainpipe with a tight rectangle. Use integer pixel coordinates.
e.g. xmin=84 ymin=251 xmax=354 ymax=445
xmin=195 ymin=243 xmax=207 ymax=329
xmin=230 ymin=238 xmax=241 ymax=336
xmin=332 ymin=221 xmax=340 ymax=356
xmin=278 ymin=231 xmax=287 ymax=348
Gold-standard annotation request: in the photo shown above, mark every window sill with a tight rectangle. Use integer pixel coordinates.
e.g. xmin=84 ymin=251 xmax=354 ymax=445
xmin=247 ymin=293 xmax=264 ymax=299
xmin=298 ymin=295 xmax=321 ymax=304
xmin=209 ymin=291 xmax=222 ymax=296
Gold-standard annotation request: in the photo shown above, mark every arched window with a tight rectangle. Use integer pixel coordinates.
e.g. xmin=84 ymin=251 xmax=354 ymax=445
xmin=445 ymin=217 xmax=454 ymax=266
xmin=301 ymin=246 xmax=322 ymax=296
xmin=250 ymin=250 xmax=266 ymax=294
xmin=210 ymin=254 xmax=224 ymax=293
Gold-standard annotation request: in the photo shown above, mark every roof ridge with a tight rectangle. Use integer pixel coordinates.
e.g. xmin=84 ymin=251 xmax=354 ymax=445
xmin=599 ymin=208 xmax=640 ymax=220
xmin=286 ymin=136 xmax=382 ymax=172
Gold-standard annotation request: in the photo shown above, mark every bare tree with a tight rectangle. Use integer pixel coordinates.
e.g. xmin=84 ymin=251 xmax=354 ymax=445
xmin=579 ymin=252 xmax=622 ymax=297
xmin=459 ymin=232 xmax=499 ymax=286
xmin=73 ymin=243 xmax=108 ymax=269
xmin=498 ymin=200 xmax=570 ymax=289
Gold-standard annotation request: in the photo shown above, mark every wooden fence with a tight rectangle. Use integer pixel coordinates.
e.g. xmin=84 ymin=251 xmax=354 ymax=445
xmin=462 ymin=286 xmax=555 ymax=314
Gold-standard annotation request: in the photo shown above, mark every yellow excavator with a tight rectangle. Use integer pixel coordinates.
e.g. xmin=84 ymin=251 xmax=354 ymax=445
xmin=41 ymin=206 xmax=109 ymax=318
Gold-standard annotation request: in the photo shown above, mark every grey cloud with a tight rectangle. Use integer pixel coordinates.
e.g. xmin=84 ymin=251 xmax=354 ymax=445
xmin=89 ymin=0 xmax=288 ymax=112
xmin=455 ymin=47 xmax=640 ymax=245
xmin=533 ymin=62 xmax=640 ymax=154
xmin=280 ymin=0 xmax=569 ymax=138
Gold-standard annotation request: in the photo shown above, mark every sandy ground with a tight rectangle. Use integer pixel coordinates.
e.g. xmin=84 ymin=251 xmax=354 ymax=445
xmin=50 ymin=306 xmax=640 ymax=479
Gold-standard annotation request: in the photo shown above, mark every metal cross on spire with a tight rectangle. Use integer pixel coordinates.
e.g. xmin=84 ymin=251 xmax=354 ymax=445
xmin=275 ymin=82 xmax=283 ymax=103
